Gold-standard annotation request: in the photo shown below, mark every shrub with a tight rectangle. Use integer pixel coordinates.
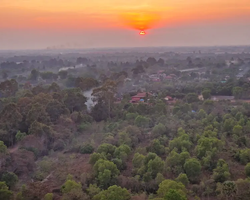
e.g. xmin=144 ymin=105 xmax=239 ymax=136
xmin=175 ymin=173 xmax=189 ymax=187
xmin=125 ymin=113 xmax=138 ymax=120
xmin=15 ymin=131 xmax=27 ymax=142
xmin=165 ymin=189 xmax=187 ymax=200
xmin=1 ymin=172 xmax=18 ymax=188
xmin=78 ymin=122 xmax=91 ymax=132
xmin=212 ymin=159 xmax=230 ymax=183
xmin=93 ymin=185 xmax=130 ymax=200
xmin=0 ymin=141 xmax=7 ymax=154
xmin=0 ymin=181 xmax=13 ymax=200
xmin=80 ymin=144 xmax=94 ymax=154
xmin=245 ymin=163 xmax=250 ymax=177
xmin=39 ymin=157 xmax=53 ymax=173
xmin=184 ymin=158 xmax=201 ymax=183
xmin=153 ymin=123 xmax=166 ymax=136
xmin=44 ymin=193 xmax=53 ymax=200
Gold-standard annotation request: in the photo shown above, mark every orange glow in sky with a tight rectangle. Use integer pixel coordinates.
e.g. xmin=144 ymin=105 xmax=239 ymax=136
xmin=121 ymin=12 xmax=160 ymax=31
xmin=1 ymin=0 xmax=250 ymax=30
xmin=1 ymin=0 xmax=250 ymax=49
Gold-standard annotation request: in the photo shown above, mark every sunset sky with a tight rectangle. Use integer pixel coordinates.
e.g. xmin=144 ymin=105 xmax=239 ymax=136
xmin=1 ymin=0 xmax=250 ymax=49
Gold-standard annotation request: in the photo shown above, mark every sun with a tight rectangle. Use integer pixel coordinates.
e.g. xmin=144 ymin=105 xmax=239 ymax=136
xmin=139 ymin=30 xmax=146 ymax=35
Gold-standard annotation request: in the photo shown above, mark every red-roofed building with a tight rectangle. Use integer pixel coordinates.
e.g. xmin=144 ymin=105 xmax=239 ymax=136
xmin=158 ymin=70 xmax=165 ymax=74
xmin=165 ymin=76 xmax=173 ymax=80
xmin=130 ymin=92 xmax=153 ymax=103
xmin=164 ymin=96 xmax=176 ymax=104
xmin=164 ymin=96 xmax=173 ymax=101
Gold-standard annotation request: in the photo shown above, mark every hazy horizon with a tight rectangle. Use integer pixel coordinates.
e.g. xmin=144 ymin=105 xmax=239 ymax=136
xmin=1 ymin=0 xmax=250 ymax=50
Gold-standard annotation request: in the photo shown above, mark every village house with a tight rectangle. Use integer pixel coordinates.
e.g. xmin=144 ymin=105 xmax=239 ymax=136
xmin=130 ymin=92 xmax=153 ymax=103
xmin=165 ymin=76 xmax=173 ymax=80
xmin=164 ymin=96 xmax=176 ymax=104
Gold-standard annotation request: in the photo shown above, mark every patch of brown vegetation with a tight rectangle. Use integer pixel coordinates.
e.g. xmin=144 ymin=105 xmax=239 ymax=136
xmin=50 ymin=153 xmax=92 ymax=186
xmin=10 ymin=149 xmax=35 ymax=177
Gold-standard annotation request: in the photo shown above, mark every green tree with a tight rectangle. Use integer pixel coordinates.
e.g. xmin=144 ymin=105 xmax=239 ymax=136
xmin=0 ymin=103 xmax=22 ymax=145
xmin=40 ymin=72 xmax=58 ymax=81
xmin=114 ymin=144 xmax=131 ymax=161
xmin=164 ymin=189 xmax=187 ymax=200
xmin=223 ymin=118 xmax=236 ymax=134
xmin=87 ymin=184 xmax=101 ymax=199
xmin=232 ymin=86 xmax=243 ymax=99
xmin=93 ymin=159 xmax=120 ymax=189
xmin=0 ymin=79 xmax=18 ymax=97
xmin=198 ymin=109 xmax=207 ymax=119
xmin=220 ymin=181 xmax=237 ymax=200
xmin=133 ymin=152 xmax=165 ymax=182
xmin=45 ymin=100 xmax=69 ymax=122
xmin=75 ymin=77 xmax=98 ymax=91
xmin=43 ymin=193 xmax=53 ymax=200
xmin=153 ymin=123 xmax=167 ymax=136
xmin=195 ymin=136 xmax=222 ymax=159
xmin=96 ymin=143 xmax=116 ymax=159
xmin=117 ymin=132 xmax=132 ymax=147
xmin=47 ymin=82 xmax=61 ymax=93
xmin=93 ymin=185 xmax=131 ymax=200
xmin=156 ymin=173 xmax=165 ymax=185
xmin=154 ymin=101 xmax=167 ymax=114
xmin=166 ymin=150 xmax=190 ymax=175
xmin=173 ymin=106 xmax=180 ymax=115
xmin=28 ymin=121 xmax=54 ymax=139
xmin=80 ymin=144 xmax=94 ymax=154
xmin=147 ymin=139 xmax=165 ymax=156
xmin=134 ymin=115 xmax=149 ymax=128
xmin=61 ymin=179 xmax=86 ymax=200
xmin=63 ymin=88 xmax=87 ymax=113
xmin=169 ymin=129 xmax=192 ymax=152
xmin=15 ymin=131 xmax=26 ymax=142
xmin=157 ymin=180 xmax=186 ymax=198
xmin=212 ymin=159 xmax=230 ymax=183
xmin=0 ymin=141 xmax=7 ymax=153
xmin=185 ymin=93 xmax=199 ymax=103
xmin=131 ymin=65 xmax=145 ymax=77
xmin=92 ymin=79 xmax=117 ymax=119
xmin=175 ymin=173 xmax=189 ymax=187
xmin=184 ymin=158 xmax=201 ymax=182
xmin=132 ymin=153 xmax=145 ymax=168
xmin=126 ymin=113 xmax=138 ymax=121
xmin=29 ymin=69 xmax=39 ymax=81
xmin=58 ymin=70 xmax=68 ymax=79
xmin=202 ymin=89 xmax=211 ymax=100
xmin=1 ymin=172 xmax=18 ymax=189
xmin=91 ymin=98 xmax=109 ymax=121
xmin=0 ymin=181 xmax=13 ymax=200
xmin=89 ymin=153 xmax=106 ymax=165
xmin=61 ymin=179 xmax=81 ymax=193
xmin=147 ymin=156 xmax=165 ymax=178
xmin=26 ymin=103 xmax=50 ymax=126
xmin=31 ymin=84 xmax=47 ymax=95
xmin=238 ymin=149 xmax=250 ymax=164
xmin=245 ymin=163 xmax=250 ymax=177
xmin=233 ymin=125 xmax=243 ymax=136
